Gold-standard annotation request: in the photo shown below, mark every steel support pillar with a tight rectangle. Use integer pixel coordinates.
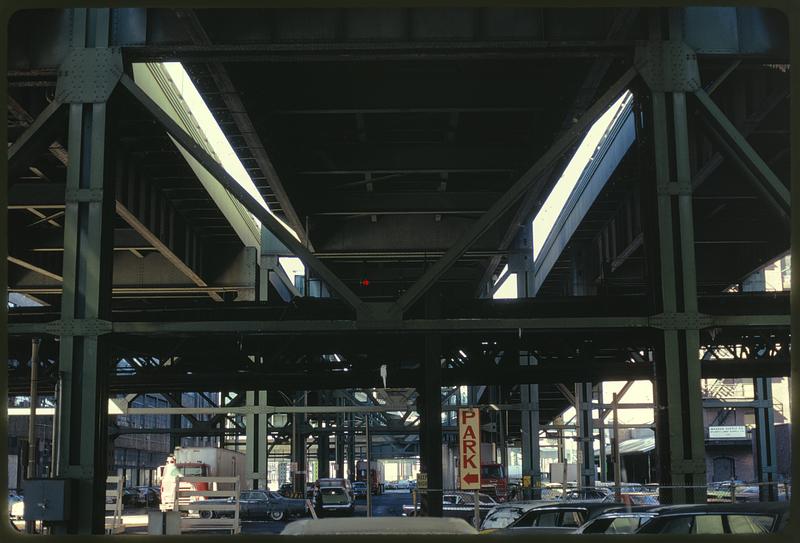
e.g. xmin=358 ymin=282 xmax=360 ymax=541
xmin=291 ymin=393 xmax=306 ymax=495
xmin=643 ymin=15 xmax=707 ymax=504
xmin=519 ymin=352 xmax=541 ymax=499
xmin=246 ymin=390 xmax=268 ymax=489
xmin=169 ymin=414 xmax=182 ymax=450
xmin=336 ymin=414 xmax=345 ymax=478
xmin=753 ymin=377 xmax=778 ymax=500
xmin=575 ymin=382 xmax=596 ymax=487
xmin=53 ymin=8 xmax=116 ymax=534
xmin=318 ymin=432 xmax=331 ymax=479
xmin=418 ymin=333 xmax=443 ymax=516
xmin=347 ymin=413 xmax=356 ymax=481
xmin=513 ymin=223 xmax=541 ymax=498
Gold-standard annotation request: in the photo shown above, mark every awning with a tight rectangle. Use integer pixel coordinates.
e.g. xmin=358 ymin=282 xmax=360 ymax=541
xmin=604 ymin=436 xmax=655 ymax=456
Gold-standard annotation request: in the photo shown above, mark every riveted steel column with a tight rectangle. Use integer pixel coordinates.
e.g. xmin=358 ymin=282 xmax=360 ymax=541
xmin=245 ymin=390 xmax=268 ymax=489
xmin=54 ymin=8 xmax=116 ymax=534
xmin=642 ymin=14 xmax=707 ymax=504
xmin=515 ymin=225 xmax=541 ymax=498
xmin=418 ymin=332 xmax=443 ymax=516
xmin=575 ymin=382 xmax=596 ymax=487
xmin=753 ymin=378 xmax=777 ymax=500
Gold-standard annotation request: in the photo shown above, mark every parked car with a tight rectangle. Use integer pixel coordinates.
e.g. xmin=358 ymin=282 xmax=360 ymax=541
xmin=201 ymin=490 xmax=307 ymax=521
xmin=575 ymin=509 xmax=658 ymax=534
xmin=318 ymin=478 xmax=354 ymax=500
xmin=282 ymin=517 xmax=478 ymax=535
xmin=562 ymin=487 xmax=612 ymax=501
xmin=8 ymin=493 xmax=24 ymax=520
xmin=384 ymin=481 xmax=398 ymax=491
xmin=486 ymin=502 xmax=626 ymax=535
xmin=635 ymin=503 xmax=790 ymax=534
xmin=403 ymin=491 xmax=497 ymax=522
xmin=480 ymin=501 xmax=558 ymax=530
xmin=603 ymin=492 xmax=660 ymax=506
xmin=352 ymin=481 xmax=368 ymax=499
xmin=707 ymin=480 xmax=753 ymax=502
xmin=278 ymin=483 xmax=294 ymax=496
xmin=315 ymin=486 xmax=355 ymax=517
xmin=134 ymin=486 xmax=161 ymax=508
xmin=122 ymin=487 xmax=142 ymax=508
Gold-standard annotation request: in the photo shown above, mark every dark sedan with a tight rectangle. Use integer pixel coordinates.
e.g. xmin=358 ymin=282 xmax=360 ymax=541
xmin=201 ymin=490 xmax=307 ymax=521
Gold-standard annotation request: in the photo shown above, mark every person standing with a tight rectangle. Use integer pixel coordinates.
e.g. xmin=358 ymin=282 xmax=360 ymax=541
xmin=160 ymin=455 xmax=181 ymax=511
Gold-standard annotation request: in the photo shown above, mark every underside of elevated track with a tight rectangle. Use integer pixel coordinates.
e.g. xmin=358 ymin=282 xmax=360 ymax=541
xmin=4 ymin=4 xmax=794 ymax=535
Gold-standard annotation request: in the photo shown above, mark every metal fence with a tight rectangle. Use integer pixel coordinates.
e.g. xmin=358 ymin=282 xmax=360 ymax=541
xmin=105 ymin=471 xmax=125 ymax=535
xmin=173 ymin=476 xmax=241 ymax=534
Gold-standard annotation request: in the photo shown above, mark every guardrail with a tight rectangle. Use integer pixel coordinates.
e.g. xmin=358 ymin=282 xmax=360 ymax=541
xmin=173 ymin=476 xmax=240 ymax=534
xmin=105 ymin=471 xmax=125 ymax=535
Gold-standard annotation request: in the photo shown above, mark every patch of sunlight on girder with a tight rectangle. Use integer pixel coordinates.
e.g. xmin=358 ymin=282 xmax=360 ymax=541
xmin=133 ymin=62 xmax=300 ymax=248
xmin=533 ymin=90 xmax=633 ymax=261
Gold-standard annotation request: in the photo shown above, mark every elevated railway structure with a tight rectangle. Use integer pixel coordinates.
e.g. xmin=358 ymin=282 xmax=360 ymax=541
xmin=4 ymin=5 xmax=792 ymax=533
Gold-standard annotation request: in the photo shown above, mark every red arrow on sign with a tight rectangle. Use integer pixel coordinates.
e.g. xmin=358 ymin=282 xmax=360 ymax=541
xmin=463 ymin=473 xmax=479 ymax=485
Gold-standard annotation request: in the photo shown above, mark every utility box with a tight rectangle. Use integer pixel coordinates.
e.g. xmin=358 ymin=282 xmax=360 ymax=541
xmin=22 ymin=478 xmax=72 ymax=521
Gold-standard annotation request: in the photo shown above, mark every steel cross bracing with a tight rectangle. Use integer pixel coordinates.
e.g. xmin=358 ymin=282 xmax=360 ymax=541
xmin=6 ymin=7 xmax=792 ymax=313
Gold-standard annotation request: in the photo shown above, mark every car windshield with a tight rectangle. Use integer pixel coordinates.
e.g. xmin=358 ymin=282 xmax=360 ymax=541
xmin=178 ymin=466 xmax=204 ymax=476
xmin=481 ymin=465 xmax=504 ymax=478
xmin=269 ymin=492 xmax=283 ymax=500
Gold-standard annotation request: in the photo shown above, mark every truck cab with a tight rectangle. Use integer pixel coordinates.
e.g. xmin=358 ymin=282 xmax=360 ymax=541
xmin=480 ymin=464 xmax=508 ymax=502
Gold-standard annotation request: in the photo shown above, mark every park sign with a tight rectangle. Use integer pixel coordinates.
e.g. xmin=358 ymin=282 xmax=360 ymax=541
xmin=459 ymin=408 xmax=481 ymax=490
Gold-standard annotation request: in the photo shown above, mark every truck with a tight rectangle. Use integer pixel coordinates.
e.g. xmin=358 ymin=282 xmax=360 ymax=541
xmin=480 ymin=463 xmax=508 ymax=502
xmin=355 ymin=460 xmax=384 ymax=495
xmin=479 ymin=443 xmax=508 ymax=502
xmin=159 ymin=447 xmax=246 ymax=511
xmin=442 ymin=443 xmax=508 ymax=502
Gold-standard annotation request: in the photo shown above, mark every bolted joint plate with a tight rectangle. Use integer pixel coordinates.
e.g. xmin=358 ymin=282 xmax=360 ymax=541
xmin=649 ymin=312 xmax=713 ymax=330
xmin=634 ymin=40 xmax=701 ymax=92
xmin=44 ymin=319 xmax=113 ymax=337
xmin=55 ymin=47 xmax=123 ymax=104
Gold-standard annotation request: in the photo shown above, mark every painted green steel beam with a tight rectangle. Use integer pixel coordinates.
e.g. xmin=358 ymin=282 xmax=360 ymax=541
xmin=117 ymin=74 xmax=365 ymax=314
xmin=7 ymin=313 xmax=789 ymax=336
xmin=395 ymin=66 xmax=638 ymax=314
xmin=699 ymin=118 xmax=790 ymax=227
xmin=694 ymin=88 xmax=790 ymax=220
xmin=7 ymin=99 xmax=65 ymax=176
xmin=53 ymin=8 xmax=115 ymax=535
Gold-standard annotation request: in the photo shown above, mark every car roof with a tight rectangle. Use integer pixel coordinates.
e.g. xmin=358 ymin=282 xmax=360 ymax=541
xmin=592 ymin=508 xmax=658 ymax=518
xmin=281 ymin=518 xmax=478 ymax=535
xmin=523 ymin=501 xmax=624 ymax=512
xmin=488 ymin=500 xmax=559 ymax=512
xmin=649 ymin=502 xmax=788 ymax=515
